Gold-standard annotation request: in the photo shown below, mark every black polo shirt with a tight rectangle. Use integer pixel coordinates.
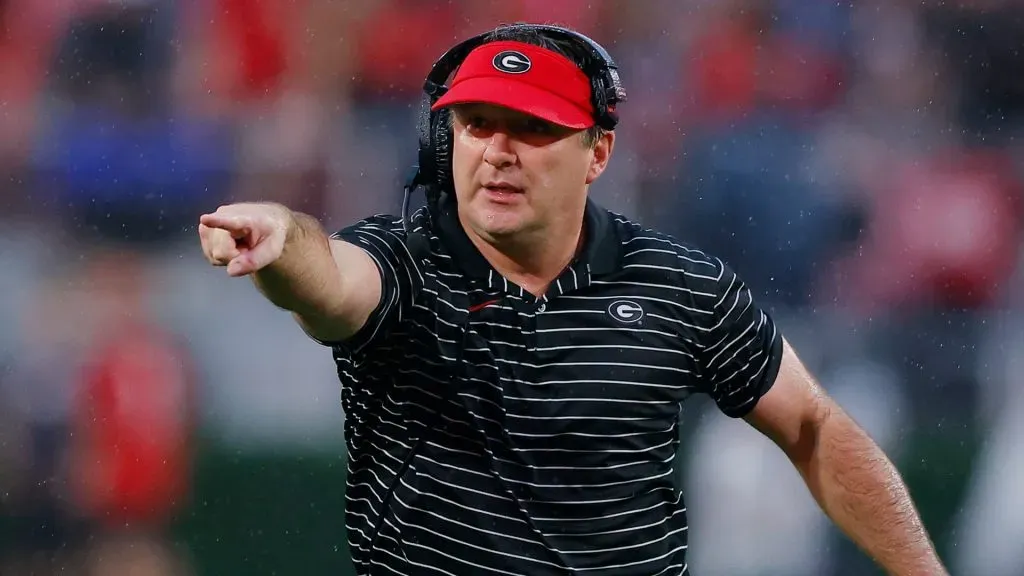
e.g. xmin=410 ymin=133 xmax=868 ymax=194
xmin=327 ymin=196 xmax=783 ymax=576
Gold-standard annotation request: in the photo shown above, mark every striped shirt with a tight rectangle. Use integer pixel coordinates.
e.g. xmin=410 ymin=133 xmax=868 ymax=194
xmin=326 ymin=196 xmax=783 ymax=575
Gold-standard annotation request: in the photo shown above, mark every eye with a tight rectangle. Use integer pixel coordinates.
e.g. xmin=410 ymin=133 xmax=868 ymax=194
xmin=465 ymin=115 xmax=490 ymax=131
xmin=521 ymin=118 xmax=554 ymax=135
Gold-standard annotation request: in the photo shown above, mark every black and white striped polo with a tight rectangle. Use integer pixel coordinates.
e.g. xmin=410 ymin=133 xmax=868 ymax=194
xmin=327 ymin=195 xmax=783 ymax=575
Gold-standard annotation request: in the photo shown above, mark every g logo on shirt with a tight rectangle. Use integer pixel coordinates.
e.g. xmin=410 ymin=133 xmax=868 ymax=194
xmin=492 ymin=51 xmax=532 ymax=74
xmin=608 ymin=300 xmax=644 ymax=324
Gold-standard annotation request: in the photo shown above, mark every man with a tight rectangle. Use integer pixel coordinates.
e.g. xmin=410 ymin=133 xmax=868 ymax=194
xmin=198 ymin=24 xmax=947 ymax=576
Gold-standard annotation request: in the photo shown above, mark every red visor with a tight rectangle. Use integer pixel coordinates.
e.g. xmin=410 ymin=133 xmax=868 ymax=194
xmin=431 ymin=41 xmax=595 ymax=129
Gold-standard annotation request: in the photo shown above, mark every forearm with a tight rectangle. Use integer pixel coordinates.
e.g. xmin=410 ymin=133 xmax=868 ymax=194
xmin=252 ymin=209 xmax=344 ymax=317
xmin=798 ymin=406 xmax=946 ymax=575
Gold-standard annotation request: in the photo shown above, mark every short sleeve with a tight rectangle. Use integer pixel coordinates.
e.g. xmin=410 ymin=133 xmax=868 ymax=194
xmin=697 ymin=259 xmax=784 ymax=418
xmin=328 ymin=215 xmax=421 ymax=355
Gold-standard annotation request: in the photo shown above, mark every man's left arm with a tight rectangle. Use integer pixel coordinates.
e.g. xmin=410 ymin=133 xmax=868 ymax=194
xmin=745 ymin=338 xmax=948 ymax=576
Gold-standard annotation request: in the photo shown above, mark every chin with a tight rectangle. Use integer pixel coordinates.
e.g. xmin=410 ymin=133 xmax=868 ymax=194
xmin=478 ymin=218 xmax=526 ymax=240
xmin=465 ymin=203 xmax=527 ymax=236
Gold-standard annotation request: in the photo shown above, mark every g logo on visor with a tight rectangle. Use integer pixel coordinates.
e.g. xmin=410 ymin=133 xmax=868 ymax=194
xmin=492 ymin=51 xmax=532 ymax=74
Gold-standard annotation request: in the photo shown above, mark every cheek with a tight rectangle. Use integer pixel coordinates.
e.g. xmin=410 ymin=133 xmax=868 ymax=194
xmin=454 ymin=128 xmax=487 ymax=157
xmin=533 ymin=149 xmax=590 ymax=195
xmin=450 ymin=136 xmax=474 ymax=196
xmin=452 ymin=132 xmax=484 ymax=174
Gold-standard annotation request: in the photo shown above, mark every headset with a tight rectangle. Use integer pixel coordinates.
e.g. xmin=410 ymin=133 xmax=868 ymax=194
xmin=402 ymin=24 xmax=628 ymax=260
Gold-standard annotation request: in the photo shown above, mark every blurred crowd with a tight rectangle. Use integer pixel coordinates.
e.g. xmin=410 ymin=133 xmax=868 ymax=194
xmin=2 ymin=0 xmax=1024 ymax=575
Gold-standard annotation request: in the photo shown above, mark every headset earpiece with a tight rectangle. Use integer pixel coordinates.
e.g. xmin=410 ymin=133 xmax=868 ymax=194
xmin=416 ymin=95 xmax=436 ymax=185
xmin=431 ymin=107 xmax=454 ymax=197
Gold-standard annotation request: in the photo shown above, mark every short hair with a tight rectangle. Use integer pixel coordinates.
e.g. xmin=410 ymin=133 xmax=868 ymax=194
xmin=477 ymin=23 xmax=608 ymax=148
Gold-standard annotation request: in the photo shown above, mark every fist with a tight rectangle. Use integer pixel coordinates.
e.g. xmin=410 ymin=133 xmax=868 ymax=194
xmin=198 ymin=203 xmax=292 ymax=277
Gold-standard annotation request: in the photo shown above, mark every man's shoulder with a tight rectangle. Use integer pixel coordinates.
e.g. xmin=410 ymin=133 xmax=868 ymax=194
xmin=331 ymin=213 xmax=407 ymax=239
xmin=327 ymin=213 xmax=417 ymax=269
xmin=602 ymin=211 xmax=731 ymax=327
xmin=607 ymin=211 xmax=726 ymax=282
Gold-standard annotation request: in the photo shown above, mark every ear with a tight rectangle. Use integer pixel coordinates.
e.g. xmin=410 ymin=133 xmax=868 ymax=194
xmin=585 ymin=130 xmax=615 ymax=185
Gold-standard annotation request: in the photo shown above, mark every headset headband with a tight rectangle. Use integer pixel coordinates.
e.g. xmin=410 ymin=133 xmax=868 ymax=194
xmin=423 ymin=24 xmax=627 ymax=130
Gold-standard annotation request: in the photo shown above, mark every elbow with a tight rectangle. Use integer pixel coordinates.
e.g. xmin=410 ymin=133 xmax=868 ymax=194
xmin=786 ymin=395 xmax=836 ymax=468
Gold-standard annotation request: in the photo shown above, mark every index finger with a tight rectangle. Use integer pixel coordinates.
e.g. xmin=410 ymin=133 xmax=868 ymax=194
xmin=199 ymin=213 xmax=252 ymax=236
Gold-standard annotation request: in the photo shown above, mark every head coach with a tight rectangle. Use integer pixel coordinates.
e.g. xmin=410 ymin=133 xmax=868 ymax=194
xmin=198 ymin=23 xmax=947 ymax=576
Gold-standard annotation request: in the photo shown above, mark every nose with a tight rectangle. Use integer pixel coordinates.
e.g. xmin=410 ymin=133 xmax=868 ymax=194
xmin=482 ymin=131 xmax=516 ymax=169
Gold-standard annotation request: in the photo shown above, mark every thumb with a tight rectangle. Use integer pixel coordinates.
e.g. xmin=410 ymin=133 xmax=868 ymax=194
xmin=225 ymin=253 xmax=258 ymax=277
xmin=225 ymin=233 xmax=284 ymax=277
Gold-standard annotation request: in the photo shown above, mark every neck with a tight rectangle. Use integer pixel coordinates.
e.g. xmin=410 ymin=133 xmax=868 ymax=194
xmin=462 ymin=213 xmax=586 ymax=298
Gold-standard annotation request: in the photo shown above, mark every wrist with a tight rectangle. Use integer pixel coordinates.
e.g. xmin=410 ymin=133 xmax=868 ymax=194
xmin=280 ymin=209 xmax=329 ymax=263
xmin=278 ymin=204 xmax=300 ymax=244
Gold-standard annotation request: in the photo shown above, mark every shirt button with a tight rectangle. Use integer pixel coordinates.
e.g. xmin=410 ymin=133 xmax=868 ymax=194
xmin=537 ymin=303 xmax=546 ymax=313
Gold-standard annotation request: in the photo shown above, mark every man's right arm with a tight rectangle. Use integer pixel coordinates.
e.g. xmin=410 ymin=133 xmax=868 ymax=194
xmin=252 ymin=210 xmax=383 ymax=344
xmin=200 ymin=202 xmax=417 ymax=348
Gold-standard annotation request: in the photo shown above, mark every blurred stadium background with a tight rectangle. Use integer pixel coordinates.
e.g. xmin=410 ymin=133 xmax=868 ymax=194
xmin=2 ymin=0 xmax=1023 ymax=574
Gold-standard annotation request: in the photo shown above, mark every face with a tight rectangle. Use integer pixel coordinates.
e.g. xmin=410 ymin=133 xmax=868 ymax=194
xmin=449 ymin=104 xmax=614 ymax=244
